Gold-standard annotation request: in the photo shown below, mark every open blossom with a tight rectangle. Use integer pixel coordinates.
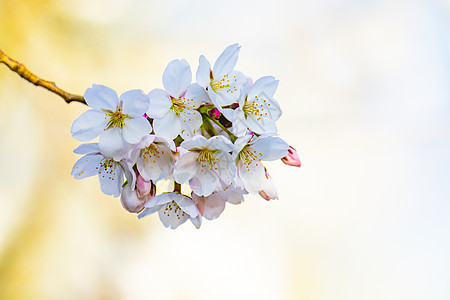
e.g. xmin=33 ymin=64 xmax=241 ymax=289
xmin=71 ymin=85 xmax=152 ymax=160
xmin=225 ymin=76 xmax=281 ymax=137
xmin=234 ymin=135 xmax=289 ymax=195
xmin=196 ymin=43 xmax=244 ymax=110
xmin=173 ymin=135 xmax=235 ymax=197
xmin=147 ymin=59 xmax=209 ymax=140
xmin=129 ymin=135 xmax=175 ymax=181
xmin=138 ymin=192 xmax=201 ymax=229
xmin=71 ymin=143 xmax=133 ymax=197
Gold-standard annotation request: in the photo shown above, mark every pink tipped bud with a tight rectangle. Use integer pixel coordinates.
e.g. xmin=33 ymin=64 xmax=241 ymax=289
xmin=259 ymin=170 xmax=279 ymax=201
xmin=136 ymin=174 xmax=152 ymax=198
xmin=121 ymin=184 xmax=147 ymax=213
xmin=208 ymin=108 xmax=221 ymax=119
xmin=281 ymin=146 xmax=301 ymax=167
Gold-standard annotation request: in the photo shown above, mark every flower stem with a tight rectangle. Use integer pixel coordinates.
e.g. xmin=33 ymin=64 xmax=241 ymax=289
xmin=173 ymin=182 xmax=182 ymax=193
xmin=0 ymin=48 xmax=86 ymax=105
xmin=207 ymin=116 xmax=237 ymax=142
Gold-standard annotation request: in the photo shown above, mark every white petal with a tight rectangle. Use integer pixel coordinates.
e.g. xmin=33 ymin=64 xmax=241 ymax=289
xmin=71 ymin=154 xmax=103 ymax=179
xmin=179 ymin=110 xmax=202 ymax=140
xmin=231 ymin=109 xmax=248 ymax=137
xmin=120 ymin=183 xmax=146 ymax=213
xmin=180 ymin=135 xmax=209 ymax=150
xmin=208 ymin=135 xmax=234 ymax=152
xmin=233 ymin=135 xmax=253 ymax=155
xmin=189 ymin=170 xmax=219 ymax=197
xmin=174 ymin=194 xmax=200 ymax=218
xmin=246 ymin=116 xmax=277 ymax=135
xmin=145 ymin=193 xmax=172 ymax=208
xmin=221 ymin=108 xmax=234 ymax=121
xmin=196 ymin=55 xmax=211 ymax=87
xmin=158 ymin=202 xmax=189 ymax=229
xmin=138 ymin=206 xmax=161 ymax=219
xmin=121 ymin=89 xmax=150 ymax=116
xmin=214 ymin=90 xmax=238 ymax=107
xmin=213 ymin=43 xmax=240 ymax=78
xmin=163 ymin=59 xmax=191 ymax=98
xmin=190 ymin=216 xmax=202 ymax=229
xmin=184 ymin=83 xmax=210 ymax=108
xmin=173 ymin=151 xmax=199 ymax=183
xmin=73 ymin=143 xmax=99 ymax=155
xmin=237 ymin=159 xmax=266 ymax=194
xmin=194 ymin=193 xmax=226 ymax=220
xmin=98 ymin=127 xmax=129 ymax=161
xmin=84 ymin=84 xmax=119 ymax=111
xmin=137 ymin=151 xmax=163 ymax=181
xmin=147 ymin=89 xmax=172 ymax=118
xmin=98 ymin=160 xmax=124 ymax=197
xmin=122 ymin=117 xmax=152 ymax=144
xmin=215 ymin=152 xmax=236 ymax=185
xmin=70 ymin=110 xmax=107 ymax=142
xmin=251 ymin=136 xmax=289 ymax=161
xmin=152 ymin=110 xmax=182 ymax=140
xmin=248 ymin=76 xmax=279 ymax=99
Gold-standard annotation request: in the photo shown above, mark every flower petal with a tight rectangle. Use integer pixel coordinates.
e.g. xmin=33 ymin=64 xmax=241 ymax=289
xmin=147 ymin=89 xmax=172 ymax=118
xmin=231 ymin=108 xmax=248 ymax=137
xmin=71 ymin=154 xmax=103 ymax=179
xmin=184 ymin=83 xmax=210 ymax=108
xmin=98 ymin=160 xmax=124 ymax=197
xmin=179 ymin=110 xmax=202 ymax=140
xmin=73 ymin=143 xmax=99 ymax=155
xmin=163 ymin=59 xmax=192 ymax=98
xmin=248 ymin=76 xmax=279 ymax=99
xmin=71 ymin=110 xmax=107 ymax=142
xmin=196 ymin=55 xmax=211 ymax=87
xmin=84 ymin=84 xmax=119 ymax=111
xmin=213 ymin=43 xmax=240 ymax=78
xmin=152 ymin=110 xmax=181 ymax=140
xmin=193 ymin=193 xmax=226 ymax=220
xmin=189 ymin=170 xmax=219 ymax=197
xmin=122 ymin=117 xmax=152 ymax=144
xmin=121 ymin=89 xmax=150 ymax=116
xmin=237 ymin=159 xmax=266 ymax=194
xmin=174 ymin=193 xmax=200 ymax=218
xmin=251 ymin=136 xmax=289 ymax=161
xmin=137 ymin=206 xmax=160 ymax=219
xmin=98 ymin=127 xmax=129 ymax=161
xmin=173 ymin=151 xmax=199 ymax=183
xmin=158 ymin=204 xmax=189 ymax=229
xmin=180 ymin=135 xmax=209 ymax=150
xmin=137 ymin=151 xmax=163 ymax=181
xmin=246 ymin=115 xmax=278 ymax=135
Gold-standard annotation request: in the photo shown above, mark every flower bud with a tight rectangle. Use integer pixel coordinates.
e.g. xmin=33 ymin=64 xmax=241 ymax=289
xmin=208 ymin=108 xmax=221 ymax=119
xmin=121 ymin=183 xmax=147 ymax=213
xmin=136 ymin=174 xmax=152 ymax=198
xmin=281 ymin=146 xmax=301 ymax=167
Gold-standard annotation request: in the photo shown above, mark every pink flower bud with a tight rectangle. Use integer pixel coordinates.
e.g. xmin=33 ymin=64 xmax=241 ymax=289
xmin=121 ymin=184 xmax=147 ymax=213
xmin=281 ymin=146 xmax=301 ymax=167
xmin=136 ymin=174 xmax=152 ymax=198
xmin=208 ymin=108 xmax=221 ymax=119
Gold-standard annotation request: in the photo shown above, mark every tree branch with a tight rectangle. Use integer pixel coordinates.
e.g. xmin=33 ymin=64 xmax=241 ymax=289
xmin=0 ymin=48 xmax=86 ymax=105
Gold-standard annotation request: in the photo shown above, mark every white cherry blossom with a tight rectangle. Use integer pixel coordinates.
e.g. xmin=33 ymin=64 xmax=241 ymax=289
xmin=196 ymin=43 xmax=245 ymax=109
xmin=234 ymin=134 xmax=288 ymax=195
xmin=129 ymin=135 xmax=175 ymax=182
xmin=173 ymin=135 xmax=235 ymax=197
xmin=71 ymin=85 xmax=152 ymax=160
xmin=71 ymin=143 xmax=134 ymax=197
xmin=224 ymin=76 xmax=281 ymax=136
xmin=138 ymin=192 xmax=201 ymax=229
xmin=147 ymin=59 xmax=209 ymax=140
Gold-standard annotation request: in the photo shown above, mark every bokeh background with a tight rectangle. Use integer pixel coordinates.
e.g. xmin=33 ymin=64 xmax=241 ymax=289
xmin=1 ymin=0 xmax=450 ymax=299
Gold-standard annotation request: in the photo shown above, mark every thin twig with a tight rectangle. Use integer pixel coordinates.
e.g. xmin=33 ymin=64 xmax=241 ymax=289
xmin=0 ymin=48 xmax=86 ymax=105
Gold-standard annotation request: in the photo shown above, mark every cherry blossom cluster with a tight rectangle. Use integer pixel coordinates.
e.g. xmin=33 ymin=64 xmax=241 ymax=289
xmin=70 ymin=44 xmax=301 ymax=229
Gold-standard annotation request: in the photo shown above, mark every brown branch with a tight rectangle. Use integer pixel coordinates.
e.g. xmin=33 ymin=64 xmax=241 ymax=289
xmin=0 ymin=48 xmax=86 ymax=105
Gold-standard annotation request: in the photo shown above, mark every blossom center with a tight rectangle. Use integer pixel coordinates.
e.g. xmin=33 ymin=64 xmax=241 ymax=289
xmin=239 ymin=146 xmax=262 ymax=170
xmin=242 ymin=99 xmax=261 ymax=118
xmin=197 ymin=149 xmax=220 ymax=171
xmin=163 ymin=201 xmax=186 ymax=219
xmin=171 ymin=98 xmax=186 ymax=115
xmin=141 ymin=144 xmax=163 ymax=162
xmin=106 ymin=106 xmax=130 ymax=128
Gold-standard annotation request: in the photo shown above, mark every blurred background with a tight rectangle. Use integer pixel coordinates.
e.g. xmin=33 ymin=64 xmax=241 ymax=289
xmin=1 ymin=0 xmax=450 ymax=299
